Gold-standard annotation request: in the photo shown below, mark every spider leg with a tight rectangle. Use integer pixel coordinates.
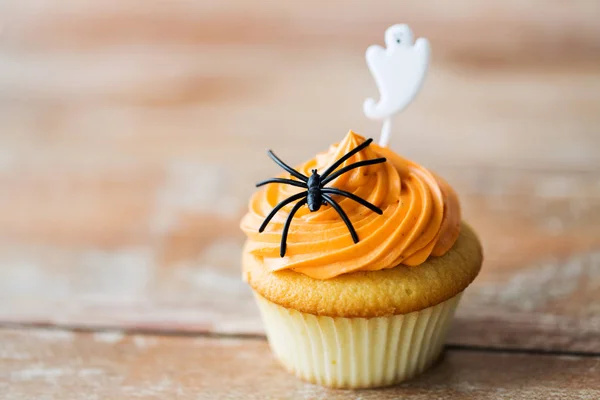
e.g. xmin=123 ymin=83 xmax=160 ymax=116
xmin=280 ymin=198 xmax=308 ymax=257
xmin=322 ymin=193 xmax=359 ymax=243
xmin=321 ymin=158 xmax=386 ymax=186
xmin=321 ymin=187 xmax=383 ymax=215
xmin=256 ymin=178 xmax=307 ymax=189
xmin=259 ymin=191 xmax=308 ymax=232
xmin=320 ymin=138 xmax=375 ymax=179
xmin=267 ymin=150 xmax=309 ymax=182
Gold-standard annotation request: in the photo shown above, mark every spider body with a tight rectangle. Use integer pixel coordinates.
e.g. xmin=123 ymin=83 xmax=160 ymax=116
xmin=307 ymin=169 xmax=324 ymax=212
xmin=256 ymin=138 xmax=386 ymax=257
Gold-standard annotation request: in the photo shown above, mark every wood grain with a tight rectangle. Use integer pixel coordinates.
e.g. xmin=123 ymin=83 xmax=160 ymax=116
xmin=2 ymin=1 xmax=600 ymax=397
xmin=3 ymin=2 xmax=600 ymax=169
xmin=1 ymin=0 xmax=600 ymax=364
xmin=1 ymin=328 xmax=599 ymax=400
xmin=5 ymin=1 xmax=600 ymax=63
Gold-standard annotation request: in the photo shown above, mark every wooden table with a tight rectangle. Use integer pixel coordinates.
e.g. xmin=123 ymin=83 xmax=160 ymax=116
xmin=1 ymin=1 xmax=599 ymax=398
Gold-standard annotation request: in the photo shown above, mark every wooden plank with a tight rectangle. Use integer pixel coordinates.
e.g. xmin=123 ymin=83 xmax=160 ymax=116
xmin=5 ymin=0 xmax=600 ymax=65
xmin=0 ymin=167 xmax=599 ymax=352
xmin=2 ymin=52 xmax=599 ymax=169
xmin=1 ymin=328 xmax=598 ymax=399
xmin=2 ymin=2 xmax=600 ymax=169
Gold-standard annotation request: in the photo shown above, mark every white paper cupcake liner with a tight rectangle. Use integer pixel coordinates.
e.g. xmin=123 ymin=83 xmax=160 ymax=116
xmin=254 ymin=292 xmax=462 ymax=389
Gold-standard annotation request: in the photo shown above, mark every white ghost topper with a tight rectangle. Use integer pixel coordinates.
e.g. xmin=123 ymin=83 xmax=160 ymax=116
xmin=363 ymin=24 xmax=430 ymax=147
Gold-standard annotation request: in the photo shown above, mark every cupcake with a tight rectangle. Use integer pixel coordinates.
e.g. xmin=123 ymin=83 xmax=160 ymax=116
xmin=240 ymin=131 xmax=482 ymax=389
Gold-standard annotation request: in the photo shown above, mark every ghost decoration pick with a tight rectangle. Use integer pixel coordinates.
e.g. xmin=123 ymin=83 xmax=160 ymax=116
xmin=363 ymin=24 xmax=430 ymax=147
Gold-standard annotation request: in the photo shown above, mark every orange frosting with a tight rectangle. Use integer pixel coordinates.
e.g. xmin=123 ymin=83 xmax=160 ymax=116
xmin=240 ymin=131 xmax=461 ymax=280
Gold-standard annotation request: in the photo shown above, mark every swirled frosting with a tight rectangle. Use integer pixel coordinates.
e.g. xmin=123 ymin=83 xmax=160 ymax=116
xmin=240 ymin=131 xmax=461 ymax=280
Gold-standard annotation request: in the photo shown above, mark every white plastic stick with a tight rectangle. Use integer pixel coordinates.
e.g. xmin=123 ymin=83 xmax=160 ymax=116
xmin=380 ymin=118 xmax=392 ymax=147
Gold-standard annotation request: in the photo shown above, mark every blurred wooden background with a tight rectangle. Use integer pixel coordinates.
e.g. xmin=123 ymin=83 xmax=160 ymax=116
xmin=1 ymin=1 xmax=600 ymax=398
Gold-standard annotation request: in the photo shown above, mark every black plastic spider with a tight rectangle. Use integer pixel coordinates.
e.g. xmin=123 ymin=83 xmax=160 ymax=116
xmin=256 ymin=138 xmax=386 ymax=257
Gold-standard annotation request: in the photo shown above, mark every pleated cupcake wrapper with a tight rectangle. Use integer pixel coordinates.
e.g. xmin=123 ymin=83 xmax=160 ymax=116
xmin=254 ymin=292 xmax=462 ymax=389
